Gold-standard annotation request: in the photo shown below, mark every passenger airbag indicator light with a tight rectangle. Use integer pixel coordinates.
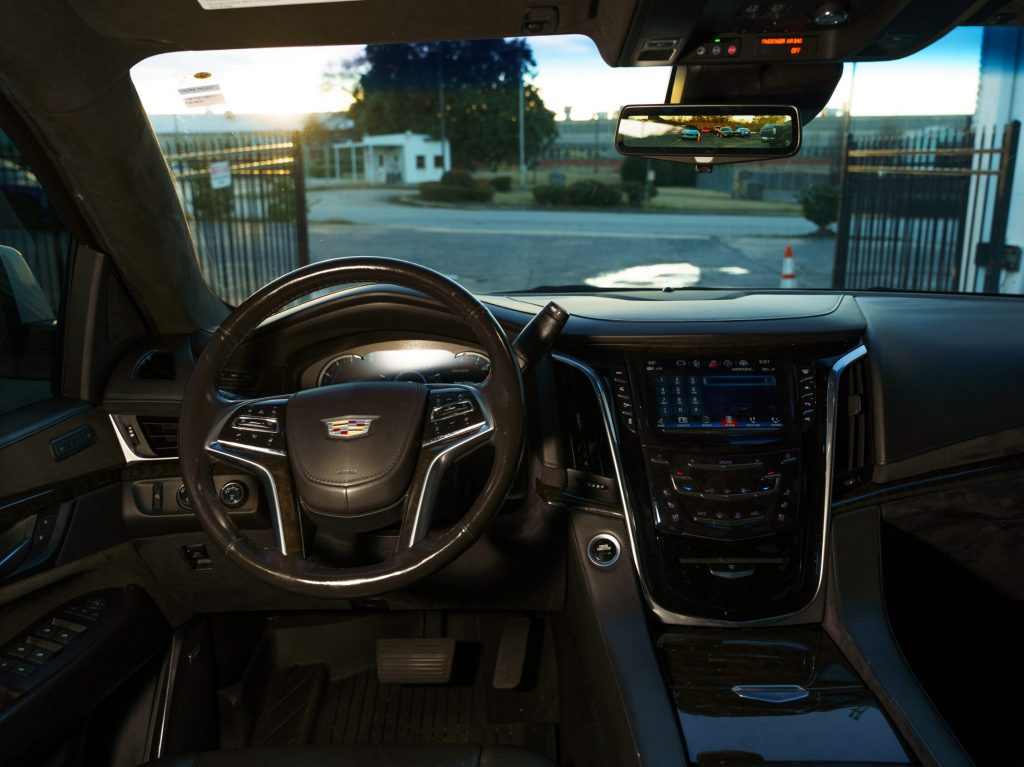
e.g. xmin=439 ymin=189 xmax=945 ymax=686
xmin=757 ymin=36 xmax=818 ymax=57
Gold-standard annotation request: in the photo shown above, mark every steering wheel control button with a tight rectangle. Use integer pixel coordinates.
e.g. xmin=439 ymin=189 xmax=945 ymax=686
xmin=219 ymin=481 xmax=248 ymax=509
xmin=424 ymin=388 xmax=486 ymax=444
xmin=232 ymin=415 xmax=280 ymax=433
xmin=587 ymin=534 xmax=621 ymax=567
xmin=221 ymin=399 xmax=289 ymax=454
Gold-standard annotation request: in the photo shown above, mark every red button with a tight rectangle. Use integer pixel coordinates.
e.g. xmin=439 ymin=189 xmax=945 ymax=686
xmin=727 ymin=44 xmax=738 ymax=56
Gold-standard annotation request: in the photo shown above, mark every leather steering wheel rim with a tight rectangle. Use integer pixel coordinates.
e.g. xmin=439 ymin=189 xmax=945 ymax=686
xmin=178 ymin=257 xmax=525 ymax=598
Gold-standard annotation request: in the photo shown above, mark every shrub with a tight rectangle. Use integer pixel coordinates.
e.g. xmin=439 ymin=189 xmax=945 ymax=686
xmin=490 ymin=175 xmax=513 ymax=192
xmin=798 ymin=184 xmax=840 ymax=232
xmin=567 ymin=180 xmax=622 ymax=207
xmin=532 ymin=184 xmax=571 ymax=206
xmin=621 ymin=181 xmax=658 ymax=207
xmin=440 ymin=169 xmax=476 ymax=188
xmin=418 ymin=182 xmax=493 ymax=203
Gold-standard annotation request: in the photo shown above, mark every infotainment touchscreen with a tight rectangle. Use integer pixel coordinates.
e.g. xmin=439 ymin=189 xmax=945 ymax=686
xmin=645 ymin=358 xmax=783 ymax=431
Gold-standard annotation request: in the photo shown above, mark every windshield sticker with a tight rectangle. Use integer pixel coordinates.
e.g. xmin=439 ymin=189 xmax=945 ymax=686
xmin=178 ymin=82 xmax=225 ymax=107
xmin=197 ymin=0 xmax=363 ymax=9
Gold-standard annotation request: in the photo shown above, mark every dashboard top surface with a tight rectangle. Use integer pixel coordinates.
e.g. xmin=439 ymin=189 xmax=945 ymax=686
xmin=486 ymin=291 xmax=845 ymax=323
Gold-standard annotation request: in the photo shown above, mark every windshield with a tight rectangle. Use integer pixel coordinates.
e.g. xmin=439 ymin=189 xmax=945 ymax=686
xmin=131 ymin=28 xmax=1024 ymax=301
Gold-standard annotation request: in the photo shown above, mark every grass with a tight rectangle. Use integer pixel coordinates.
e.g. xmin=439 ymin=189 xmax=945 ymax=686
xmin=651 ymin=187 xmax=801 ymax=216
xmin=485 ymin=184 xmax=801 ymax=216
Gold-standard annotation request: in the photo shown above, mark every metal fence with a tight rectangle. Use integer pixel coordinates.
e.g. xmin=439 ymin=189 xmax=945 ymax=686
xmin=163 ymin=132 xmax=309 ymax=305
xmin=0 ymin=143 xmax=70 ymax=311
xmin=832 ymin=122 xmax=1020 ymax=292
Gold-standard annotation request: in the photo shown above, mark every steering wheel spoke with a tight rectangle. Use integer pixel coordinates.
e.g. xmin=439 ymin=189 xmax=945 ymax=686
xmin=205 ymin=396 xmax=305 ymax=556
xmin=398 ymin=385 xmax=494 ymax=548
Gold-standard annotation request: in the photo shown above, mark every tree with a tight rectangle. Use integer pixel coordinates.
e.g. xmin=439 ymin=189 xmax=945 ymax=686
xmin=798 ymin=184 xmax=840 ymax=235
xmin=334 ymin=40 xmax=557 ymax=169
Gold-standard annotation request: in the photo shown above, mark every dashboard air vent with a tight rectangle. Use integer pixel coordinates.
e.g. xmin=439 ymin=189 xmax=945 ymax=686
xmin=218 ymin=368 xmax=261 ymax=394
xmin=554 ymin=362 xmax=617 ymax=503
xmin=136 ymin=415 xmax=179 ymax=457
xmin=133 ymin=350 xmax=175 ymax=380
xmin=834 ymin=355 xmax=873 ymax=487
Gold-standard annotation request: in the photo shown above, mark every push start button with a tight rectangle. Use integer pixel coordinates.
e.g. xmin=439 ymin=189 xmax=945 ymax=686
xmin=587 ymin=534 xmax=621 ymax=567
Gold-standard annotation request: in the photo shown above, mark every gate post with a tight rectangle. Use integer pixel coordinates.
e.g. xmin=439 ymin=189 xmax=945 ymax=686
xmin=831 ymin=133 xmax=855 ymax=289
xmin=293 ymin=131 xmax=310 ymax=267
xmin=981 ymin=120 xmax=1020 ymax=292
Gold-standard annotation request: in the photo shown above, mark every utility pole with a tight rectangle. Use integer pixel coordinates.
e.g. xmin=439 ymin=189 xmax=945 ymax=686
xmin=518 ymin=50 xmax=527 ymax=189
xmin=437 ymin=44 xmax=448 ymax=171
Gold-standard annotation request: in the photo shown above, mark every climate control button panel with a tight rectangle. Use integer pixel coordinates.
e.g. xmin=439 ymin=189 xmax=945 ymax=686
xmin=647 ymin=448 xmax=800 ymax=540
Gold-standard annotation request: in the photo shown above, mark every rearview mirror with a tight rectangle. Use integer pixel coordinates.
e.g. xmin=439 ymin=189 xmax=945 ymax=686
xmin=615 ymin=105 xmax=801 ymax=168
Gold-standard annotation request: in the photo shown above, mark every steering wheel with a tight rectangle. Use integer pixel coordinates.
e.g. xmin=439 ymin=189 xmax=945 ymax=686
xmin=178 ymin=258 xmax=525 ymax=597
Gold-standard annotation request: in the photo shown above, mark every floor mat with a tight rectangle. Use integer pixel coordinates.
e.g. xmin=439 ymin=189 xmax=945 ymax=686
xmin=251 ymin=664 xmax=328 ymax=747
xmin=311 ymin=666 xmax=557 ymax=760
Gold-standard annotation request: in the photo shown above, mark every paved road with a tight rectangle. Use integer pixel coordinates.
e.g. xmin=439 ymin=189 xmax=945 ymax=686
xmin=307 ymin=187 xmax=835 ymax=293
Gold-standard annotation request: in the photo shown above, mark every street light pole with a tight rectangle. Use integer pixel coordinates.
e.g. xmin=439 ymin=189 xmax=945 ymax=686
xmin=518 ymin=52 xmax=527 ymax=189
xmin=437 ymin=44 xmax=448 ymax=171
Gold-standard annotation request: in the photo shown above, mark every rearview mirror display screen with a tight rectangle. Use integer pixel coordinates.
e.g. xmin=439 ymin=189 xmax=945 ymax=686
xmin=619 ymin=113 xmax=794 ymax=151
xmin=644 ymin=358 xmax=784 ymax=431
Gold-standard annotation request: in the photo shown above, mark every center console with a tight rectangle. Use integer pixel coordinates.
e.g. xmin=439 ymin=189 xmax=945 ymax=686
xmin=606 ymin=347 xmax=852 ymax=623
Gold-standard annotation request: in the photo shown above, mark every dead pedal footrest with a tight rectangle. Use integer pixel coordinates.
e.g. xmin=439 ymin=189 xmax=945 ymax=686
xmin=376 ymin=637 xmax=456 ymax=684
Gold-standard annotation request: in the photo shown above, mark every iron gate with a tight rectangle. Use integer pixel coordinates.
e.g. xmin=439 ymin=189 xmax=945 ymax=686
xmin=832 ymin=121 xmax=1020 ymax=293
xmin=163 ymin=132 xmax=310 ymax=305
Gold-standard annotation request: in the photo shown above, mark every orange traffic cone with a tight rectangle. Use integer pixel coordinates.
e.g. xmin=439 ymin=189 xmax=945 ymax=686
xmin=780 ymin=245 xmax=797 ymax=289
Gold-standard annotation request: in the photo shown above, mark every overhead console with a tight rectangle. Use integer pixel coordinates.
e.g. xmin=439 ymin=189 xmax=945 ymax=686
xmin=622 ymin=0 xmax=985 ymax=67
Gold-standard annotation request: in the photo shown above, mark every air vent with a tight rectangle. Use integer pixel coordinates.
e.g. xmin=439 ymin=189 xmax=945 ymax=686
xmin=219 ymin=368 xmax=261 ymax=394
xmin=554 ymin=362 xmax=617 ymax=503
xmin=133 ymin=350 xmax=175 ymax=380
xmin=834 ymin=356 xmax=873 ymax=488
xmin=136 ymin=415 xmax=179 ymax=457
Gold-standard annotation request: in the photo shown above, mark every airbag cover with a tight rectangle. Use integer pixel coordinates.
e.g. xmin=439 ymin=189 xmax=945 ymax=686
xmin=285 ymin=382 xmax=426 ymax=518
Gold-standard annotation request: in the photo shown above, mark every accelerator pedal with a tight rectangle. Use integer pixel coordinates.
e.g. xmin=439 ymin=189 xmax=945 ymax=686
xmin=376 ymin=637 xmax=456 ymax=684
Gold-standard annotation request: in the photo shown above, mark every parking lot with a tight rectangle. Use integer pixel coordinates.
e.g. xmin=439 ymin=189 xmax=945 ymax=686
xmin=307 ymin=188 xmax=836 ymax=293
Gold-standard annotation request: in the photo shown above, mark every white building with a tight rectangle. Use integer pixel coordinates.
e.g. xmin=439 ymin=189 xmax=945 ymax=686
xmin=967 ymin=27 xmax=1024 ymax=295
xmin=332 ymin=132 xmax=451 ymax=185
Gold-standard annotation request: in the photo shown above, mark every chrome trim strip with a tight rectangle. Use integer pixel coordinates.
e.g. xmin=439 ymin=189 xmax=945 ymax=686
xmin=215 ymin=439 xmax=287 ymax=457
xmin=732 ymin=684 xmax=810 ymax=703
xmin=421 ymin=419 xmax=488 ymax=447
xmin=406 ymin=385 xmax=493 ymax=546
xmin=206 ymin=441 xmax=290 ymax=555
xmin=553 ymin=345 xmax=867 ymax=627
xmin=108 ymin=414 xmax=177 ymax=464
xmin=152 ymin=625 xmax=185 ymax=759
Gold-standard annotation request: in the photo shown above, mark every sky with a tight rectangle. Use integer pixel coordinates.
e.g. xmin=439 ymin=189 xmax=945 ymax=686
xmin=131 ymin=27 xmax=984 ymax=119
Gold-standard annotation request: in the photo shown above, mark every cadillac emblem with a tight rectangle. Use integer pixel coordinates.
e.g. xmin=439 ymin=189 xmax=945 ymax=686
xmin=323 ymin=415 xmax=378 ymax=439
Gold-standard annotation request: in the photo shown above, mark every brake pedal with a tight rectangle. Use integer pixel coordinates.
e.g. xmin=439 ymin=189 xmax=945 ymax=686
xmin=376 ymin=638 xmax=455 ymax=684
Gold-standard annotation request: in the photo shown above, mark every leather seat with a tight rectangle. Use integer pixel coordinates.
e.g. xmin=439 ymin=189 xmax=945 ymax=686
xmin=143 ymin=743 xmax=556 ymax=767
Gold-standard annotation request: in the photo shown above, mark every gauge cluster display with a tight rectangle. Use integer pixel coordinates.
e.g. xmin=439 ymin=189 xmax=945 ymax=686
xmin=318 ymin=347 xmax=490 ymax=387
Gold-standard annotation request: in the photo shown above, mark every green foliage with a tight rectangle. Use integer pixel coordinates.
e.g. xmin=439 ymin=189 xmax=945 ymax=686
xmin=621 ymin=181 xmax=658 ymax=207
xmin=418 ymin=182 xmax=493 ymax=203
xmin=266 ymin=180 xmax=297 ymax=221
xmin=620 ymin=156 xmax=696 ymax=188
xmin=798 ymin=184 xmax=840 ymax=230
xmin=533 ymin=181 xmax=623 ymax=207
xmin=342 ymin=40 xmax=558 ymax=169
xmin=440 ymin=169 xmax=476 ymax=188
xmin=568 ymin=180 xmax=622 ymax=207
xmin=490 ymin=175 xmax=513 ymax=192
xmin=532 ymin=184 xmax=571 ymax=206
xmin=190 ymin=177 xmax=234 ymax=219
